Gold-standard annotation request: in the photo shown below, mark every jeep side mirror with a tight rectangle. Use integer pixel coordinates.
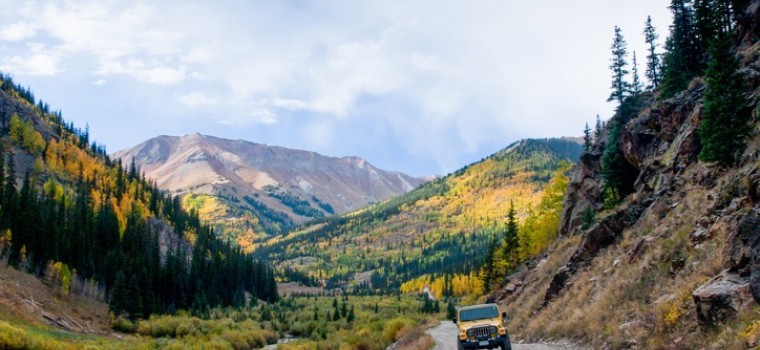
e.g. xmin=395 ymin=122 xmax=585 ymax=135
xmin=501 ymin=312 xmax=509 ymax=321
xmin=452 ymin=318 xmax=457 ymax=324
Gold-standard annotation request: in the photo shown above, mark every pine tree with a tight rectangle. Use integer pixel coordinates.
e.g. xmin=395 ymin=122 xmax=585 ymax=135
xmin=698 ymin=33 xmax=749 ymax=164
xmin=126 ymin=274 xmax=144 ymax=319
xmin=446 ymin=300 xmax=457 ymax=320
xmin=110 ymin=271 xmax=128 ymax=315
xmin=595 ymin=115 xmax=603 ymax=139
xmin=661 ymin=0 xmax=704 ymax=97
xmin=502 ymin=202 xmax=519 ymax=268
xmin=695 ymin=0 xmax=720 ymax=48
xmin=631 ymin=51 xmax=643 ymax=95
xmin=341 ymin=300 xmax=348 ymax=318
xmin=644 ymin=16 xmax=661 ymax=89
xmin=347 ymin=305 xmax=355 ymax=322
xmin=482 ymin=235 xmax=497 ymax=288
xmin=583 ymin=123 xmax=592 ymax=152
xmin=608 ymin=26 xmax=631 ymax=106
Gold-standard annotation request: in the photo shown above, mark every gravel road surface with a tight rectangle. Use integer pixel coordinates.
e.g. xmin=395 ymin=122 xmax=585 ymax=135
xmin=426 ymin=321 xmax=581 ymax=350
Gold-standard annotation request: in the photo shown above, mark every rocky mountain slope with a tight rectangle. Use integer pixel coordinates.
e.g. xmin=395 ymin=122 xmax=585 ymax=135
xmin=113 ymin=134 xmax=426 ymax=238
xmin=494 ymin=4 xmax=760 ymax=348
xmin=255 ymin=138 xmax=583 ymax=295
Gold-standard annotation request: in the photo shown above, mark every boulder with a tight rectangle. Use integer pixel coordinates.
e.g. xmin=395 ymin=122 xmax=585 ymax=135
xmin=693 ymin=270 xmax=754 ymax=325
xmin=543 ymin=265 xmax=571 ymax=306
xmin=723 ymin=210 xmax=760 ymax=298
xmin=558 ymin=151 xmax=604 ymax=236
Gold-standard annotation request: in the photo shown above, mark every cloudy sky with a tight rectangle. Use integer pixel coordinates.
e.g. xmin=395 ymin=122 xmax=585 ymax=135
xmin=0 ymin=1 xmax=671 ymax=176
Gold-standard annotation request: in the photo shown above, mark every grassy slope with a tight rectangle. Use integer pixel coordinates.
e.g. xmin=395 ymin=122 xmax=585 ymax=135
xmin=255 ymin=138 xmax=582 ymax=293
xmin=1 ymin=243 xmax=437 ymax=348
xmin=503 ymin=156 xmax=760 ymax=349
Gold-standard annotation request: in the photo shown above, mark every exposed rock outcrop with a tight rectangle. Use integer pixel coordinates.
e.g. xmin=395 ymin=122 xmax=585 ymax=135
xmin=544 ymin=15 xmax=760 ymax=318
xmin=693 ymin=270 xmax=754 ymax=325
xmin=148 ymin=218 xmax=192 ymax=263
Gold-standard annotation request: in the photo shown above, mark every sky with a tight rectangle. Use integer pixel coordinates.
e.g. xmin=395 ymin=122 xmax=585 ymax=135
xmin=0 ymin=1 xmax=672 ymax=177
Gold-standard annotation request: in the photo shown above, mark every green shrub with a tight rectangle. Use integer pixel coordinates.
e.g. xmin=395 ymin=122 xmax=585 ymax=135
xmin=111 ymin=315 xmax=136 ymax=333
xmin=0 ymin=321 xmax=28 ymax=349
xmin=382 ymin=317 xmax=412 ymax=342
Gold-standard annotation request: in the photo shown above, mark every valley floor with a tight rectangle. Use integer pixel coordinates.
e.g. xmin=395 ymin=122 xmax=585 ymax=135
xmin=0 ymin=266 xmax=444 ymax=350
xmin=425 ymin=321 xmax=583 ymax=350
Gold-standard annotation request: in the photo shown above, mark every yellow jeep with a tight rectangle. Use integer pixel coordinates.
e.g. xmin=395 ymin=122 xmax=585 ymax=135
xmin=453 ymin=303 xmax=511 ymax=350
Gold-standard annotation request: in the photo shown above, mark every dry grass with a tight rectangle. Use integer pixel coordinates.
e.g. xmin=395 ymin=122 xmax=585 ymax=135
xmin=501 ymin=234 xmax=582 ymax=341
xmin=499 ymin=167 xmax=754 ymax=348
xmin=0 ymin=263 xmax=111 ymax=334
xmin=396 ymin=325 xmax=435 ymax=350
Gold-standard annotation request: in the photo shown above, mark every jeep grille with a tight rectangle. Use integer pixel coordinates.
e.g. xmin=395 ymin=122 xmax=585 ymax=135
xmin=467 ymin=326 xmax=496 ymax=338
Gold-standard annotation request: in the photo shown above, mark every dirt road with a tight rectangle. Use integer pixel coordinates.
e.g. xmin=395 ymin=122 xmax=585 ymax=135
xmin=426 ymin=321 xmax=580 ymax=350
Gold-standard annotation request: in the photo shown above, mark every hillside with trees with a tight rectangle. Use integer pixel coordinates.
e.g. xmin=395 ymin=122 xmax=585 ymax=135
xmin=0 ymin=75 xmax=277 ymax=327
xmin=493 ymin=1 xmax=760 ymax=348
xmin=255 ymin=138 xmax=583 ymax=301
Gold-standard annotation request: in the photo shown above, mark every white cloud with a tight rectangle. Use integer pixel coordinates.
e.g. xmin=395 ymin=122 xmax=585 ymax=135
xmin=0 ymin=53 xmax=60 ymax=76
xmin=259 ymin=98 xmax=310 ymax=111
xmin=216 ymin=108 xmax=278 ymax=125
xmin=0 ymin=22 xmax=36 ymax=41
xmin=306 ymin=35 xmax=407 ymax=116
xmin=95 ymin=59 xmax=187 ymax=86
xmin=177 ymin=91 xmax=216 ymax=107
xmin=249 ymin=109 xmax=278 ymax=124
xmin=92 ymin=79 xmax=106 ymax=86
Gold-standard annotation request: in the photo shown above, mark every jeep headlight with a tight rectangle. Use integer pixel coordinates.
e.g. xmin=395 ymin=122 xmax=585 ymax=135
xmin=488 ymin=326 xmax=497 ymax=334
xmin=466 ymin=329 xmax=474 ymax=337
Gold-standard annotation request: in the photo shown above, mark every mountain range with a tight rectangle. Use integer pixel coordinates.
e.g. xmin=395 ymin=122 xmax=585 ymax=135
xmin=113 ymin=133 xmax=427 ymax=238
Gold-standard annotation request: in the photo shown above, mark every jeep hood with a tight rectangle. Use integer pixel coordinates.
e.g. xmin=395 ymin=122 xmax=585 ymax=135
xmin=458 ymin=319 xmax=501 ymax=330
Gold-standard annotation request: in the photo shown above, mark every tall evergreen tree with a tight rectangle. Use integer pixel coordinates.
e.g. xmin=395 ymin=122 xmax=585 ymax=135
xmin=110 ymin=271 xmax=128 ymax=315
xmin=695 ymin=0 xmax=721 ymax=47
xmin=502 ymin=202 xmax=519 ymax=268
xmin=631 ymin=51 xmax=643 ymax=95
xmin=698 ymin=33 xmax=749 ymax=164
xmin=346 ymin=305 xmax=355 ymax=322
xmin=608 ymin=26 xmax=631 ymax=106
xmin=583 ymin=123 xmax=592 ymax=152
xmin=482 ymin=235 xmax=497 ymax=288
xmin=644 ymin=16 xmax=661 ymax=89
xmin=595 ymin=115 xmax=603 ymax=139
xmin=661 ymin=0 xmax=704 ymax=97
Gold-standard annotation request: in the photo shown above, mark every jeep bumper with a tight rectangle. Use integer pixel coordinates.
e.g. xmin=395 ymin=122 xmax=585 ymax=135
xmin=459 ymin=335 xmax=509 ymax=349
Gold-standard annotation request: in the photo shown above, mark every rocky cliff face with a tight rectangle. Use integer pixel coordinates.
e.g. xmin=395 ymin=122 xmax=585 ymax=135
xmin=496 ymin=3 xmax=760 ymax=347
xmin=113 ymin=134 xmax=426 ymax=233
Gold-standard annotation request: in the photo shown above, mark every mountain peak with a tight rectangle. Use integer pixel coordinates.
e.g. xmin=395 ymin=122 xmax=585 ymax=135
xmin=113 ymin=134 xmax=428 ymax=235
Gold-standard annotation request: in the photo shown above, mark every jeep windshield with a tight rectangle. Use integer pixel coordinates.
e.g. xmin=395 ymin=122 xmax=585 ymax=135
xmin=460 ymin=305 xmax=499 ymax=322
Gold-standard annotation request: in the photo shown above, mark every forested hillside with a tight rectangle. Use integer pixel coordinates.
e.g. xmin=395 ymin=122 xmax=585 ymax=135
xmin=0 ymin=74 xmax=277 ymax=324
xmin=255 ymin=138 xmax=582 ymax=299
xmin=495 ymin=1 xmax=760 ymax=348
